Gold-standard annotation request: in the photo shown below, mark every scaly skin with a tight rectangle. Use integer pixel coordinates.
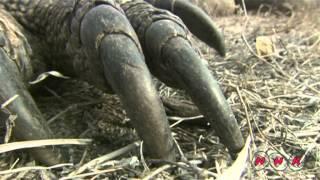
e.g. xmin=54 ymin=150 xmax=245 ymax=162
xmin=0 ymin=0 xmax=244 ymax=165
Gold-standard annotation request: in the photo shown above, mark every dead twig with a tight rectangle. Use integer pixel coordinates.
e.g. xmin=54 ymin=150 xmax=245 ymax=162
xmin=0 ymin=163 xmax=73 ymax=175
xmin=0 ymin=139 xmax=92 ymax=154
xmin=68 ymin=141 xmax=140 ymax=176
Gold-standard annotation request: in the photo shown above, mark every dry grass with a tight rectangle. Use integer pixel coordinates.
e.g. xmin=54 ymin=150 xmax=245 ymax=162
xmin=0 ymin=7 xmax=319 ymax=180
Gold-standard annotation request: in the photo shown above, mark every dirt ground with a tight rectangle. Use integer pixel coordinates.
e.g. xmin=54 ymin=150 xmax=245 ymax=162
xmin=0 ymin=6 xmax=319 ymax=180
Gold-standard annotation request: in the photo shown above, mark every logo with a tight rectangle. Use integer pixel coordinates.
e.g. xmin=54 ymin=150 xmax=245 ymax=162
xmin=289 ymin=155 xmax=304 ymax=171
xmin=252 ymin=151 xmax=269 ymax=171
xmin=269 ymin=152 xmax=287 ymax=171
xmin=252 ymin=149 xmax=304 ymax=171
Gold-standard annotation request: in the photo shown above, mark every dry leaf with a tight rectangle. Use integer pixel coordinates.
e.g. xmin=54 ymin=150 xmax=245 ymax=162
xmin=29 ymin=71 xmax=70 ymax=84
xmin=256 ymin=36 xmax=275 ymax=56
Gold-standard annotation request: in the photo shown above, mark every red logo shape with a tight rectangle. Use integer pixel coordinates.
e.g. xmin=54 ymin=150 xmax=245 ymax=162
xmin=269 ymin=152 xmax=287 ymax=171
xmin=255 ymin=156 xmax=266 ymax=166
xmin=289 ymin=156 xmax=304 ymax=171
xmin=291 ymin=156 xmax=302 ymax=167
xmin=252 ymin=151 xmax=269 ymax=171
xmin=273 ymin=156 xmax=284 ymax=167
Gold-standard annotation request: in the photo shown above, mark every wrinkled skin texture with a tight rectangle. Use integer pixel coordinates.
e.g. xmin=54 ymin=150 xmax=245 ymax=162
xmin=0 ymin=0 xmax=244 ymax=165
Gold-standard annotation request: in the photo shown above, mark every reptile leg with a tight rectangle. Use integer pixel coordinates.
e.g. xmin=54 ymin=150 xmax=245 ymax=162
xmin=78 ymin=2 xmax=175 ymax=161
xmin=0 ymin=0 xmax=244 ymax=163
xmin=0 ymin=10 xmax=63 ymax=165
xmin=122 ymin=1 xmax=244 ymax=154
xmin=1 ymin=0 xmax=176 ymax=162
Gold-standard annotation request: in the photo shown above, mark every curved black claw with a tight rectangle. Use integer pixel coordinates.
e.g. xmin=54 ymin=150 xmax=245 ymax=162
xmin=0 ymin=46 xmax=63 ymax=165
xmin=122 ymin=2 xmax=244 ymax=154
xmin=79 ymin=3 xmax=175 ymax=161
xmin=0 ymin=10 xmax=64 ymax=165
xmin=145 ymin=0 xmax=226 ymax=56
